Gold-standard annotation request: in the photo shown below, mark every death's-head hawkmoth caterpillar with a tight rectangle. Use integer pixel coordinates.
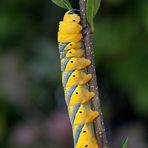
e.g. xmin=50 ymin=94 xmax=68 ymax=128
xmin=58 ymin=10 xmax=99 ymax=148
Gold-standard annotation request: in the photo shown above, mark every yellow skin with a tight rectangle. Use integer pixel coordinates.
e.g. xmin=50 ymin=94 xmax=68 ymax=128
xmin=69 ymin=105 xmax=99 ymax=125
xmin=59 ymin=21 xmax=82 ymax=34
xmin=62 ymin=57 xmax=91 ymax=71
xmin=75 ymin=124 xmax=98 ymax=148
xmin=78 ymin=124 xmax=94 ymax=139
xmin=73 ymin=124 xmax=93 ymax=140
xmin=58 ymin=13 xmax=82 ymax=42
xmin=58 ymin=32 xmax=82 ymax=43
xmin=65 ymin=48 xmax=84 ymax=58
xmin=59 ymin=42 xmax=82 ymax=51
xmin=65 ymin=42 xmax=82 ymax=50
xmin=62 ymin=70 xmax=92 ymax=88
xmin=76 ymin=137 xmax=98 ymax=148
xmin=65 ymin=85 xmax=95 ymax=106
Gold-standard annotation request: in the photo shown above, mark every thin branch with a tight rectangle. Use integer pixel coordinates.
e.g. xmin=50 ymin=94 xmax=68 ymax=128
xmin=79 ymin=0 xmax=108 ymax=148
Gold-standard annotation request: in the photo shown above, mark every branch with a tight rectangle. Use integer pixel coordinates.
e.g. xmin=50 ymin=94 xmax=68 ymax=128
xmin=79 ymin=1 xmax=108 ymax=148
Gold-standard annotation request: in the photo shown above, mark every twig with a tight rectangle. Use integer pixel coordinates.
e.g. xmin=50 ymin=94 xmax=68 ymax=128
xmin=79 ymin=0 xmax=108 ymax=148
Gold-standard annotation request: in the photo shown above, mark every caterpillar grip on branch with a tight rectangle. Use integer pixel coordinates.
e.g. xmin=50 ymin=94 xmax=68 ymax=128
xmin=58 ymin=10 xmax=99 ymax=148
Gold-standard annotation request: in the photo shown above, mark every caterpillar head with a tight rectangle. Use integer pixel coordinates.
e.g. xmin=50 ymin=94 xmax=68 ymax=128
xmin=67 ymin=10 xmax=80 ymax=15
xmin=66 ymin=49 xmax=84 ymax=58
xmin=64 ymin=10 xmax=80 ymax=23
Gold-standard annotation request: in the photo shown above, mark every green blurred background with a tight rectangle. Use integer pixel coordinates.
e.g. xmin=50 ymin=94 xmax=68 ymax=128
xmin=0 ymin=0 xmax=148 ymax=147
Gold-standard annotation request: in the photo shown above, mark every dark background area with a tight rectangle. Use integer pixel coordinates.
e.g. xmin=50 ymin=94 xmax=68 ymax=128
xmin=0 ymin=0 xmax=148 ymax=147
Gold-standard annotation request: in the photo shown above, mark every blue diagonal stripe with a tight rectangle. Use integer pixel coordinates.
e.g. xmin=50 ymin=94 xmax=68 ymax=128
xmin=74 ymin=124 xmax=84 ymax=145
xmin=60 ymin=51 xmax=68 ymax=60
xmin=61 ymin=58 xmax=70 ymax=72
xmin=63 ymin=70 xmax=74 ymax=88
xmin=71 ymin=104 xmax=80 ymax=126
xmin=59 ymin=43 xmax=68 ymax=52
xmin=65 ymin=85 xmax=77 ymax=105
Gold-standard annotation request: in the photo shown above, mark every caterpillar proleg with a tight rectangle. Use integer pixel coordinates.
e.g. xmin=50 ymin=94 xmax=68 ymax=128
xmin=58 ymin=10 xmax=99 ymax=148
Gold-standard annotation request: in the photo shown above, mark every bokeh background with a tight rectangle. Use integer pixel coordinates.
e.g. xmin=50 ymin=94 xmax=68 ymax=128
xmin=0 ymin=0 xmax=148 ymax=147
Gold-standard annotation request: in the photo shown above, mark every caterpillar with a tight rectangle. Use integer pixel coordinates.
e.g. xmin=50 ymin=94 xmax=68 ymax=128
xmin=58 ymin=10 xmax=99 ymax=148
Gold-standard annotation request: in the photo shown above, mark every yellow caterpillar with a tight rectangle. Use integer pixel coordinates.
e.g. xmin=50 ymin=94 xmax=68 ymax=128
xmin=58 ymin=10 xmax=99 ymax=148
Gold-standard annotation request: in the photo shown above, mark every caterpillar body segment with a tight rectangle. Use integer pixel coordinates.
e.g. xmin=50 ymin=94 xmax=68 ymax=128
xmin=62 ymin=70 xmax=92 ymax=88
xmin=60 ymin=48 xmax=84 ymax=60
xmin=58 ymin=10 xmax=99 ymax=148
xmin=77 ymin=137 xmax=99 ymax=148
xmin=64 ymin=48 xmax=84 ymax=58
xmin=69 ymin=104 xmax=99 ymax=125
xmin=61 ymin=57 xmax=91 ymax=71
xmin=65 ymin=85 xmax=95 ymax=106
xmin=74 ymin=124 xmax=99 ymax=148
xmin=58 ymin=32 xmax=83 ymax=43
xmin=59 ymin=42 xmax=82 ymax=51
xmin=59 ymin=21 xmax=82 ymax=34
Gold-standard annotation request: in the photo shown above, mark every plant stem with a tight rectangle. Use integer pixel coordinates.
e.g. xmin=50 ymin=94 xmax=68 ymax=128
xmin=79 ymin=0 xmax=108 ymax=148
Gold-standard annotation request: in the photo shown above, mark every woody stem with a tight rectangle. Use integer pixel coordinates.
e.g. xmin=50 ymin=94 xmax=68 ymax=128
xmin=79 ymin=0 xmax=108 ymax=148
